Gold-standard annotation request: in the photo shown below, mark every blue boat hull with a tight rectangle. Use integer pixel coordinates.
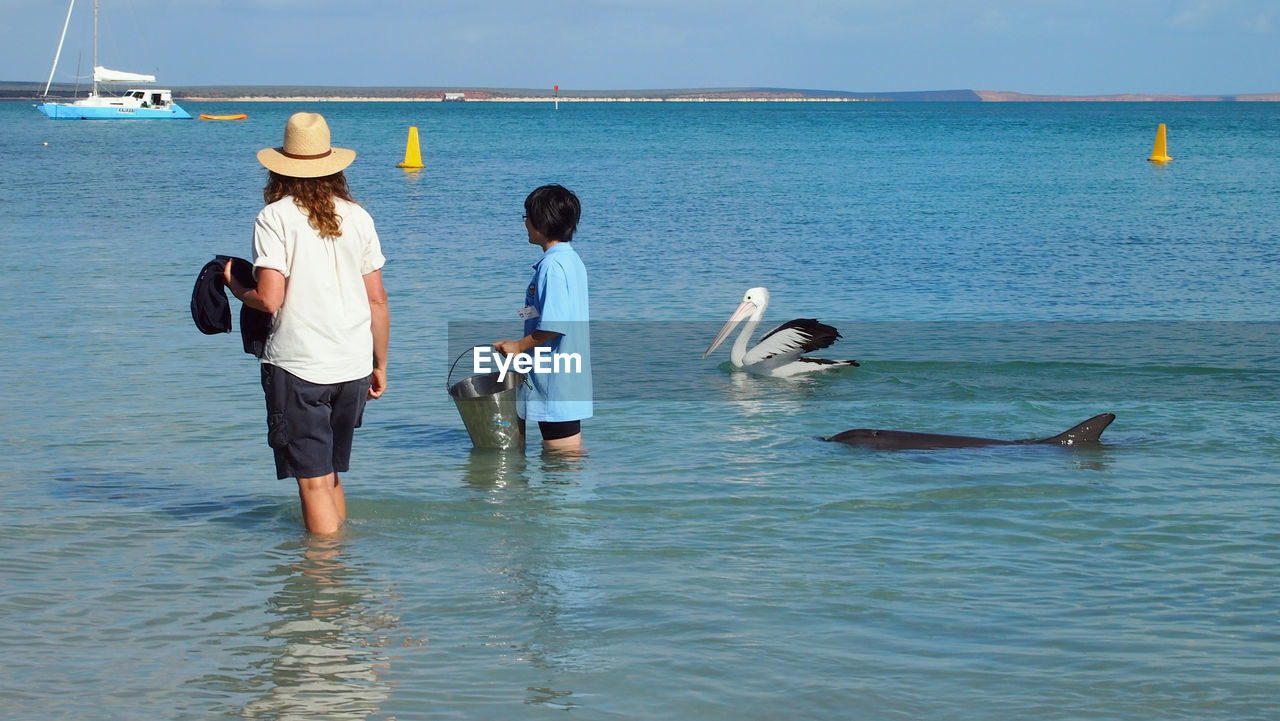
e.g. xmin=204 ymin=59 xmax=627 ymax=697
xmin=37 ymin=102 xmax=193 ymax=120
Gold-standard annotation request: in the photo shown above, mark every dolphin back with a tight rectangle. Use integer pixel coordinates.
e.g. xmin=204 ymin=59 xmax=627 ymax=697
xmin=823 ymin=428 xmax=1009 ymax=449
xmin=824 ymin=412 xmax=1117 ymax=450
xmin=1032 ymin=413 xmax=1116 ymax=446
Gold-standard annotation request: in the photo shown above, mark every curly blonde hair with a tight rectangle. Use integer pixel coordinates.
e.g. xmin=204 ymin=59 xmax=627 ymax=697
xmin=264 ymin=171 xmax=356 ymax=239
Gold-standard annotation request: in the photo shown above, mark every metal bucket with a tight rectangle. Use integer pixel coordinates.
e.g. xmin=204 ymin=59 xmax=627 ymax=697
xmin=447 ymin=347 xmax=525 ymax=450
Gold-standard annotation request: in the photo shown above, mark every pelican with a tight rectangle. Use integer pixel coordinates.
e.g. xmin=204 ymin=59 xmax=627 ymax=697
xmin=702 ymin=287 xmax=859 ymax=377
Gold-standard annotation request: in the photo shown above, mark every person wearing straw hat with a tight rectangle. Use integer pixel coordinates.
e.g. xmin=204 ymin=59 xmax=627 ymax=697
xmin=223 ymin=112 xmax=389 ymax=535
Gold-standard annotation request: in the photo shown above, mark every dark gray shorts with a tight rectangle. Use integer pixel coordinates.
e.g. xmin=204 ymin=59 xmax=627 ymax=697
xmin=261 ymin=363 xmax=370 ymax=480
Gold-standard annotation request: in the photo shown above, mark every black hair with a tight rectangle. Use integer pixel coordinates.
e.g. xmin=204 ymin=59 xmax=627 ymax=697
xmin=524 ymin=184 xmax=581 ymax=242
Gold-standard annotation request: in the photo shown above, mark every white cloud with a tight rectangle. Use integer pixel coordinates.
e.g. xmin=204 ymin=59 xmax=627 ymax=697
xmin=1169 ymin=0 xmax=1228 ymax=30
xmin=1244 ymin=12 xmax=1274 ymax=33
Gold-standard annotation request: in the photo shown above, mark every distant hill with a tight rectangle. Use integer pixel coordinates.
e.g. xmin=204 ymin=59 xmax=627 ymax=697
xmin=0 ymin=82 xmax=980 ymax=101
xmin=976 ymin=90 xmax=1280 ymax=102
xmin=2 ymin=81 xmax=1274 ymax=102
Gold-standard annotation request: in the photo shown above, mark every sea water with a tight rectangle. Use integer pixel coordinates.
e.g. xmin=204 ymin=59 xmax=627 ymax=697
xmin=1 ymin=100 xmax=1278 ymax=720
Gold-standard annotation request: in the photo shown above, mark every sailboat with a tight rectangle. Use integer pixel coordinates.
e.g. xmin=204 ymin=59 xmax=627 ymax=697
xmin=36 ymin=0 xmax=191 ymax=120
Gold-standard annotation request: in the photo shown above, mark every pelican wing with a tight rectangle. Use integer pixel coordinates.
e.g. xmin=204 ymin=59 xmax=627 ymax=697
xmin=743 ymin=318 xmax=842 ymax=366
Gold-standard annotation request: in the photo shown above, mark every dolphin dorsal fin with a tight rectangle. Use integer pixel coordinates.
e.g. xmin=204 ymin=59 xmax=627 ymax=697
xmin=1037 ymin=413 xmax=1116 ymax=446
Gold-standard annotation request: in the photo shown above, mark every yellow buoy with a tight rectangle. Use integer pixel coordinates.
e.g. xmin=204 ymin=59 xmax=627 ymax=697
xmin=397 ymin=126 xmax=425 ymax=169
xmin=1148 ymin=123 xmax=1172 ymax=164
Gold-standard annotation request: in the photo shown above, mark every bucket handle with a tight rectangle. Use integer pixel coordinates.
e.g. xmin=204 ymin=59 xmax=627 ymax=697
xmin=447 ymin=345 xmax=535 ymax=390
xmin=447 ymin=346 xmax=490 ymax=390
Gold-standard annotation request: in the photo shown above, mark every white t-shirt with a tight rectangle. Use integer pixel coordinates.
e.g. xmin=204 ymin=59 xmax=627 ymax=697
xmin=252 ymin=195 xmax=386 ymax=384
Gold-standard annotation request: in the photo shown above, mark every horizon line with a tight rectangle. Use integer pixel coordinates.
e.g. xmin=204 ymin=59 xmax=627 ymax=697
xmin=5 ymin=82 xmax=1278 ymax=102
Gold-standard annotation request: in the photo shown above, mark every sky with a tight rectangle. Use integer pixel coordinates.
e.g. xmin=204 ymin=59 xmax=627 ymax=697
xmin=2 ymin=0 xmax=1277 ymax=95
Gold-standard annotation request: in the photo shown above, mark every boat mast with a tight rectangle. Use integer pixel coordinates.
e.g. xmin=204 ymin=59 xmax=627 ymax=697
xmin=42 ymin=0 xmax=76 ymax=97
xmin=92 ymin=0 xmax=98 ymax=97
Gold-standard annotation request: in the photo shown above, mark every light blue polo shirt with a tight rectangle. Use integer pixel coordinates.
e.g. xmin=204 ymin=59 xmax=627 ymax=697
xmin=517 ymin=242 xmax=593 ymax=423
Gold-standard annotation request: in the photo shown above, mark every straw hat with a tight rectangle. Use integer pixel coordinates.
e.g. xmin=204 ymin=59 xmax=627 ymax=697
xmin=257 ymin=112 xmax=356 ymax=178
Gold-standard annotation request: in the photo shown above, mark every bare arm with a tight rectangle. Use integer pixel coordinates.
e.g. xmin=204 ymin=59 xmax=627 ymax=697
xmin=224 ymin=262 xmax=285 ymax=314
xmin=364 ymin=269 xmax=389 ymax=399
xmin=493 ymin=330 xmax=561 ymax=357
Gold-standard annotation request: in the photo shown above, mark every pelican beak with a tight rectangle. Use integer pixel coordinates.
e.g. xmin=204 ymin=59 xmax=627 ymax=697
xmin=702 ymin=300 xmax=757 ymax=358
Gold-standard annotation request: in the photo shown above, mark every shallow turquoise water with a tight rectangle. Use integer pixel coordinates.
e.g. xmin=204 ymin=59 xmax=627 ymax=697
xmin=2 ymin=99 xmax=1279 ymax=720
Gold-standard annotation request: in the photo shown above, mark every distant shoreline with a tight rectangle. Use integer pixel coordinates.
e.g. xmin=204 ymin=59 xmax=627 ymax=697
xmin=5 ymin=83 xmax=1278 ymax=103
xmin=177 ymin=90 xmax=1280 ymax=103
xmin=177 ymin=95 xmax=875 ymax=103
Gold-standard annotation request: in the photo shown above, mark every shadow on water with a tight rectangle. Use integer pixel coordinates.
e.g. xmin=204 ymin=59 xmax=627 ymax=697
xmin=49 ymin=472 xmax=177 ymax=505
xmin=240 ymin=537 xmax=403 ymax=720
xmin=381 ymin=423 xmax=472 ymax=450
xmin=49 ymin=471 xmax=286 ymax=528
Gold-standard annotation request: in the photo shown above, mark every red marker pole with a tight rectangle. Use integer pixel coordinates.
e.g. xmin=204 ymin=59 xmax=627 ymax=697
xmin=554 ymin=84 xmax=559 ymax=110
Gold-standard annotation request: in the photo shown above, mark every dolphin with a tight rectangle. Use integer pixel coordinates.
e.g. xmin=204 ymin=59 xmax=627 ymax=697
xmin=822 ymin=413 xmax=1115 ymax=450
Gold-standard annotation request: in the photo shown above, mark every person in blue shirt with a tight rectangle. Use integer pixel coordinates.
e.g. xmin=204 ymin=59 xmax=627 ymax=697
xmin=493 ymin=185 xmax=593 ymax=451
